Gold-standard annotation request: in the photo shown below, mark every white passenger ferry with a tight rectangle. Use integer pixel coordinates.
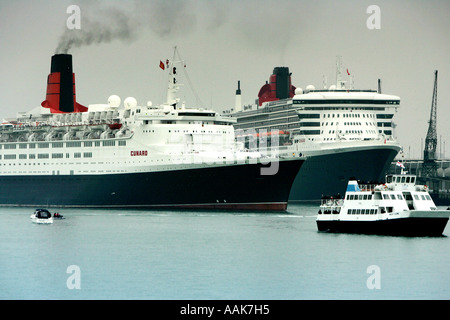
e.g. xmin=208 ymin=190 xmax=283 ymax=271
xmin=316 ymin=173 xmax=450 ymax=236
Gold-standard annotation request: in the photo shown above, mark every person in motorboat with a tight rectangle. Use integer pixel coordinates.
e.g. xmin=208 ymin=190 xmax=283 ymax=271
xmin=53 ymin=212 xmax=64 ymax=219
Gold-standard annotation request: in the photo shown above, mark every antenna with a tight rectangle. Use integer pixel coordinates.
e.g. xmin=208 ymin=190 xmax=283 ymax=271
xmin=378 ymin=79 xmax=382 ymax=93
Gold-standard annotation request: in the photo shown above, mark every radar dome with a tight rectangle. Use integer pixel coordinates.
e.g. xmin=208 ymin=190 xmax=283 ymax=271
xmin=124 ymin=97 xmax=137 ymax=109
xmin=294 ymin=88 xmax=303 ymax=95
xmin=108 ymin=95 xmax=121 ymax=108
xmin=306 ymin=85 xmax=315 ymax=91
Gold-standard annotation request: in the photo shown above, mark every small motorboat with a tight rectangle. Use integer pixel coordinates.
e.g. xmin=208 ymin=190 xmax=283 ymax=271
xmin=31 ymin=208 xmax=53 ymax=224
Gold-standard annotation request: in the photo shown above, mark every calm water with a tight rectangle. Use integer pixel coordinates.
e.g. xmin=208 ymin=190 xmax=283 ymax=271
xmin=0 ymin=203 xmax=449 ymax=300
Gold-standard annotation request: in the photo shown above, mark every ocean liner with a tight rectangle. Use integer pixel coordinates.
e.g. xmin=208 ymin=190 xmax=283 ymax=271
xmin=229 ymin=57 xmax=402 ymax=200
xmin=0 ymin=51 xmax=304 ymax=210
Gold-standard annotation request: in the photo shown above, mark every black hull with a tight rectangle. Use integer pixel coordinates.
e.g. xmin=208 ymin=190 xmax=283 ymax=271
xmin=317 ymin=218 xmax=449 ymax=237
xmin=0 ymin=159 xmax=303 ymax=211
xmin=289 ymin=147 xmax=399 ymax=201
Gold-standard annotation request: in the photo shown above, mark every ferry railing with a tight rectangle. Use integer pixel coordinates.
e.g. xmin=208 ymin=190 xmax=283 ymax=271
xmin=358 ymin=184 xmax=377 ymax=191
xmin=320 ymin=198 xmax=344 ymax=207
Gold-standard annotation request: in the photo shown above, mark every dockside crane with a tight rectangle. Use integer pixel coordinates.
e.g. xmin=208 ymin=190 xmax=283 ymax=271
xmin=422 ymin=70 xmax=438 ymax=178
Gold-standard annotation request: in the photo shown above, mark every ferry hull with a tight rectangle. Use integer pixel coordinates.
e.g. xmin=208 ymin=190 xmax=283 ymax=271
xmin=289 ymin=146 xmax=399 ymax=201
xmin=0 ymin=159 xmax=303 ymax=211
xmin=317 ymin=217 xmax=449 ymax=237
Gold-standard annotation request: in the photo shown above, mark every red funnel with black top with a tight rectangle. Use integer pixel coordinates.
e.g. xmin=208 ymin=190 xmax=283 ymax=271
xmin=41 ymin=54 xmax=87 ymax=113
xmin=257 ymin=67 xmax=296 ymax=106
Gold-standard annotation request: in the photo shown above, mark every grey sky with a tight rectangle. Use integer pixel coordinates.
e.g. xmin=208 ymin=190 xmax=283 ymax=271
xmin=0 ymin=0 xmax=449 ymax=159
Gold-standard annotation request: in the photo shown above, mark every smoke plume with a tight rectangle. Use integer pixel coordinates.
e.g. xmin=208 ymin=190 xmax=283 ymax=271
xmin=55 ymin=5 xmax=139 ymax=54
xmin=55 ymin=0 xmax=197 ymax=54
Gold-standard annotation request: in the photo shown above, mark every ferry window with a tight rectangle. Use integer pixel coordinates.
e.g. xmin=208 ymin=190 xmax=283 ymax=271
xmin=421 ymin=195 xmax=426 ymax=200
xmin=401 ymin=177 xmax=406 ymax=183
xmin=411 ymin=177 xmax=415 ymax=183
xmin=368 ymin=195 xmax=372 ymax=200
xmin=383 ymin=194 xmax=389 ymax=200
xmin=397 ymin=194 xmax=403 ymax=200
xmin=357 ymin=209 xmax=361 ymax=214
xmin=425 ymin=195 xmax=431 ymax=200
xmin=414 ymin=195 xmax=419 ymax=200
xmin=363 ymin=195 xmax=368 ymax=200
xmin=390 ymin=194 xmax=396 ymax=200
xmin=359 ymin=195 xmax=363 ymax=200
xmin=406 ymin=177 xmax=410 ymax=183
xmin=386 ymin=176 xmax=392 ymax=183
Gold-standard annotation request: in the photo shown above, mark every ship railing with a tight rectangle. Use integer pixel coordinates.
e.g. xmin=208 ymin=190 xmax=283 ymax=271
xmin=320 ymin=198 xmax=344 ymax=207
xmin=358 ymin=184 xmax=377 ymax=192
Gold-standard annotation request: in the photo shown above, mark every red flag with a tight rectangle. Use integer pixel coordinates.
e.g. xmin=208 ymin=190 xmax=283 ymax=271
xmin=346 ymin=68 xmax=350 ymax=75
xmin=159 ymin=61 xmax=165 ymax=70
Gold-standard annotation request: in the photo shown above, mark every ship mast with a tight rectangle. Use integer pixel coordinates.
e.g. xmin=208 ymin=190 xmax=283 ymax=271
xmin=165 ymin=46 xmax=182 ymax=107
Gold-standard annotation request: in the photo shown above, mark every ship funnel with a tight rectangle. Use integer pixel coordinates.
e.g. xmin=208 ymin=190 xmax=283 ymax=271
xmin=234 ymin=80 xmax=242 ymax=112
xmin=257 ymin=67 xmax=296 ymax=106
xmin=41 ymin=54 xmax=87 ymax=113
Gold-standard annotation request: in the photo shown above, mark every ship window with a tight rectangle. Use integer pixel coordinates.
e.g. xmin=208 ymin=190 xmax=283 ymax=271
xmin=414 ymin=195 xmax=419 ymax=200
xmin=84 ymin=142 xmax=93 ymax=147
xmin=19 ymin=154 xmax=27 ymax=159
xmin=411 ymin=177 xmax=415 ymax=183
xmin=390 ymin=194 xmax=396 ymax=200
xmin=426 ymin=195 xmax=431 ymax=200
xmin=102 ymin=141 xmax=116 ymax=147
xmin=37 ymin=154 xmax=49 ymax=159
xmin=52 ymin=153 xmax=63 ymax=159
xmin=4 ymin=155 xmax=16 ymax=160
xmin=67 ymin=142 xmax=82 ymax=148
xmin=383 ymin=194 xmax=389 ymax=200
xmin=406 ymin=177 xmax=410 ymax=183
xmin=84 ymin=152 xmax=92 ymax=158
xmin=397 ymin=194 xmax=403 ymax=200
xmin=74 ymin=153 xmax=81 ymax=158
xmin=52 ymin=142 xmax=63 ymax=148
xmin=421 ymin=195 xmax=426 ymax=200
